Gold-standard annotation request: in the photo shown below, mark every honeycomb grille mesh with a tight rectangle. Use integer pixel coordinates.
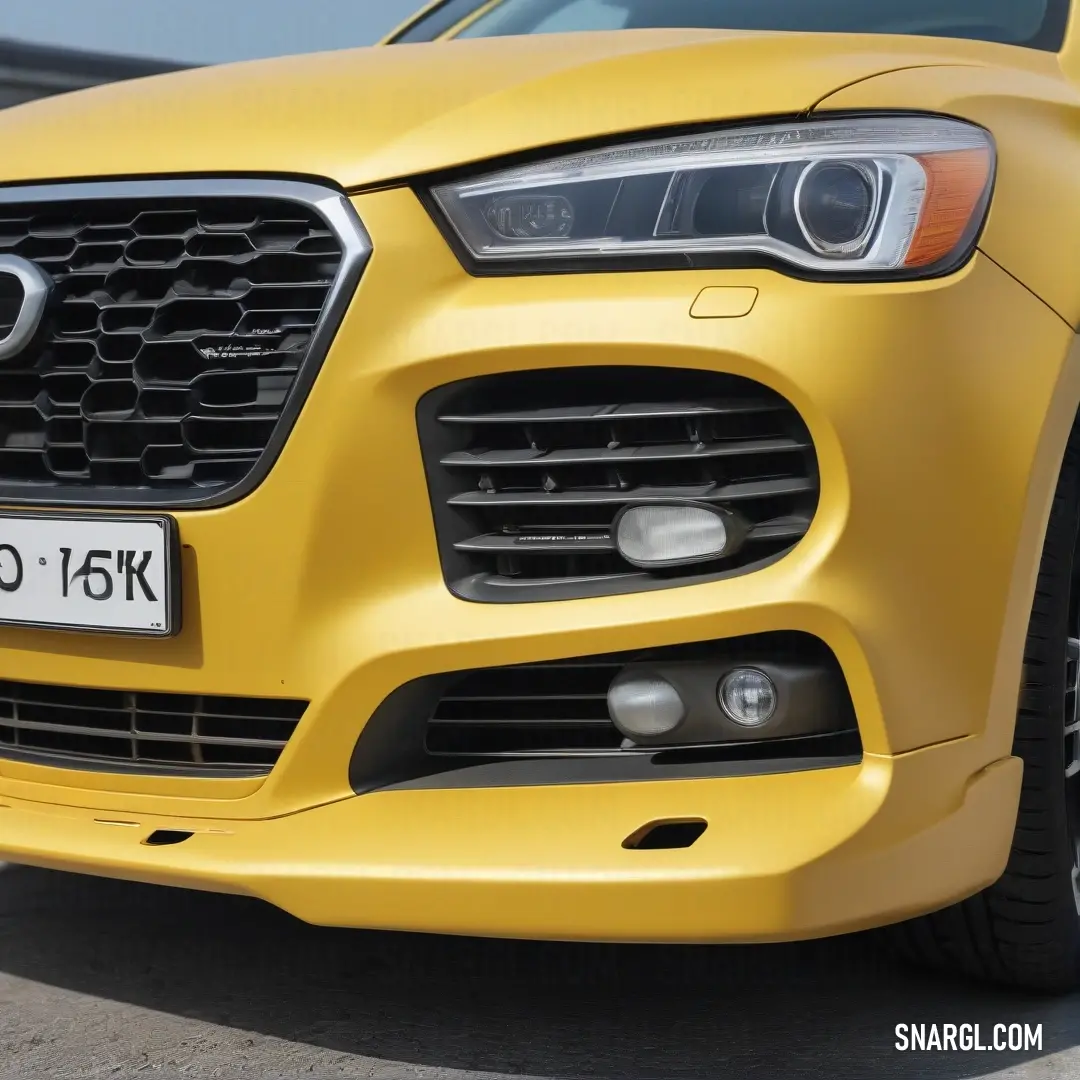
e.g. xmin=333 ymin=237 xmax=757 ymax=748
xmin=0 ymin=192 xmax=345 ymax=500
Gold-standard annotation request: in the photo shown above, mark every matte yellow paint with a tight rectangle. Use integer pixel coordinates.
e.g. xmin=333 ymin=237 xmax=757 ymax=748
xmin=820 ymin=64 xmax=1080 ymax=328
xmin=0 ymin=20 xmax=1079 ymax=938
xmin=0 ymin=741 xmax=1022 ymax=941
xmin=0 ymin=31 xmax=1059 ymax=191
xmin=690 ymin=287 xmax=759 ymax=319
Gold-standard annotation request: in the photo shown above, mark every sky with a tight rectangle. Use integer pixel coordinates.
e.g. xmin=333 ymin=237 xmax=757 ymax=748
xmin=0 ymin=1 xmax=427 ymax=64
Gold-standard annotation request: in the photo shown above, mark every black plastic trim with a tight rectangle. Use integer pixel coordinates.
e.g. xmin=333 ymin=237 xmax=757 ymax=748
xmin=348 ymin=635 xmax=861 ymax=793
xmin=0 ymin=178 xmax=372 ymax=510
xmin=416 ymin=369 xmax=818 ymax=603
xmin=143 ymin=830 xmax=194 ymax=846
xmin=388 ymin=0 xmax=491 ymax=42
xmin=414 ymin=110 xmax=995 ymax=283
xmin=387 ymin=0 xmax=1071 ymax=51
xmin=350 ymin=675 xmax=457 ymax=794
xmin=0 ymin=510 xmax=181 ymax=637
xmin=0 ymin=743 xmax=268 ymax=778
xmin=378 ymin=746 xmax=862 ymax=791
xmin=449 ymin=550 xmax=791 ymax=603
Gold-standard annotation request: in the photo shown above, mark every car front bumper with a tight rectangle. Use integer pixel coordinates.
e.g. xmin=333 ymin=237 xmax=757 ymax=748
xmin=0 ymin=742 xmax=1021 ymax=941
xmin=0 ymin=186 xmax=1074 ymax=938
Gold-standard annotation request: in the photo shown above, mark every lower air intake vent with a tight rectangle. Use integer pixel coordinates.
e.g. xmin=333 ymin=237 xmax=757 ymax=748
xmin=426 ymin=634 xmax=857 ymax=760
xmin=348 ymin=634 xmax=861 ymax=792
xmin=0 ymin=680 xmax=307 ymax=776
xmin=428 ymin=658 xmax=623 ymax=757
xmin=417 ymin=367 xmax=819 ymax=602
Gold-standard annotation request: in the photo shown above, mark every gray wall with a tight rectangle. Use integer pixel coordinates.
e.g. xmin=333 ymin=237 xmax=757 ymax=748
xmin=0 ymin=39 xmax=186 ymax=108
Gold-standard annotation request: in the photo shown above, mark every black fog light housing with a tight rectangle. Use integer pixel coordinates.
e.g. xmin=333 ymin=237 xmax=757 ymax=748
xmin=351 ymin=632 xmax=861 ymax=792
xmin=611 ymin=654 xmax=848 ymax=749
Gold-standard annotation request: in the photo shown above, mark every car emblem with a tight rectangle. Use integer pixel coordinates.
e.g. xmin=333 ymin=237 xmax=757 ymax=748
xmin=0 ymin=255 xmax=53 ymax=362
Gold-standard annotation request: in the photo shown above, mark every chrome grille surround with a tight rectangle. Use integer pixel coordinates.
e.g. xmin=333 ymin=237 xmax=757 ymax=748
xmin=0 ymin=178 xmax=371 ymax=508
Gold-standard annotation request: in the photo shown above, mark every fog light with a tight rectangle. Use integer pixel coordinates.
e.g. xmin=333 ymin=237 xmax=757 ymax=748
xmin=607 ymin=672 xmax=686 ymax=739
xmin=718 ymin=668 xmax=777 ymax=727
xmin=614 ymin=504 xmax=732 ymax=569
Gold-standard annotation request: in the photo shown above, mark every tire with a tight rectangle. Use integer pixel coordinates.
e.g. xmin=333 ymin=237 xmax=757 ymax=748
xmin=890 ymin=419 xmax=1080 ymax=992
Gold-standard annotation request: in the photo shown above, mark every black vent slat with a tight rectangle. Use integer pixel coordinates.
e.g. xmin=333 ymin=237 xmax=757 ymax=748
xmin=0 ymin=191 xmax=345 ymax=501
xmin=440 ymin=694 xmax=611 ymax=703
xmin=747 ymin=515 xmax=814 ymax=541
xmin=455 ymin=534 xmax=615 ymax=554
xmin=0 ymin=692 xmax=303 ymax=721
xmin=1 ymin=717 xmax=289 ymax=750
xmin=420 ymin=368 xmax=820 ymax=598
xmin=0 ymin=679 xmax=307 ymax=776
xmin=429 ymin=717 xmax=614 ymax=727
xmin=441 ymin=436 xmax=809 ymax=468
xmin=447 ymin=478 xmax=816 ymax=508
xmin=438 ymin=399 xmax=784 ymax=424
xmin=429 ymin=652 xmax=622 ymax=756
xmin=452 ymin=515 xmax=811 ymax=555
xmin=496 ymin=662 xmax=625 ymax=670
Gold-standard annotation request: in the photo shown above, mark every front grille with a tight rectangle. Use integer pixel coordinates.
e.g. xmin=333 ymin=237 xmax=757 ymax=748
xmin=418 ymin=367 xmax=819 ymax=601
xmin=0 ymin=180 xmax=367 ymax=506
xmin=0 ymin=679 xmax=308 ymax=776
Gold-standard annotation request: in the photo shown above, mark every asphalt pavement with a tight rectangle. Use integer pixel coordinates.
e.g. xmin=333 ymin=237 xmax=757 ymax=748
xmin=1 ymin=861 xmax=1078 ymax=1078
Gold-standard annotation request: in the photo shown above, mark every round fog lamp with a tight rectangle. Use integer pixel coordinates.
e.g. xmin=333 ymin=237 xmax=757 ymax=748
xmin=718 ymin=669 xmax=777 ymax=727
xmin=615 ymin=504 xmax=729 ymax=569
xmin=608 ymin=673 xmax=686 ymax=739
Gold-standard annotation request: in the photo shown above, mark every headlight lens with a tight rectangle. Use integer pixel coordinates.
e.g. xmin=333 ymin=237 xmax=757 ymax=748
xmin=430 ymin=116 xmax=994 ymax=276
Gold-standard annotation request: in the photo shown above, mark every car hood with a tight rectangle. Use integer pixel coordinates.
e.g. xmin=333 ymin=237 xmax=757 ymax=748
xmin=0 ymin=29 xmax=1041 ymax=189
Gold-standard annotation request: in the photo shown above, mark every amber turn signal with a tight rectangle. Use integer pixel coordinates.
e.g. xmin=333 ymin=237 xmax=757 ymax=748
xmin=906 ymin=148 xmax=995 ymax=268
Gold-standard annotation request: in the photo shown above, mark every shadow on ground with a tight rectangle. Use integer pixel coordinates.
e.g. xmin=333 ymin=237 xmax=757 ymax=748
xmin=0 ymin=864 xmax=1077 ymax=1078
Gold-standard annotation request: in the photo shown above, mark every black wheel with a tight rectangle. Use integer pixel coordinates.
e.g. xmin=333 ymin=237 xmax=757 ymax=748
xmin=891 ymin=421 xmax=1080 ymax=991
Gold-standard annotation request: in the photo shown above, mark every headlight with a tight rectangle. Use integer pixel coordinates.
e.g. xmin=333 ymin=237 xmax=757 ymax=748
xmin=430 ymin=115 xmax=994 ymax=277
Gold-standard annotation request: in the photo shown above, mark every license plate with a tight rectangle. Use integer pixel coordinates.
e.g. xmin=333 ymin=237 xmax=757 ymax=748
xmin=0 ymin=513 xmax=179 ymax=636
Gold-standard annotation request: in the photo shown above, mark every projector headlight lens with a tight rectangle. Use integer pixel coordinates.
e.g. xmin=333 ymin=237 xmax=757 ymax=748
xmin=794 ymin=160 xmax=878 ymax=255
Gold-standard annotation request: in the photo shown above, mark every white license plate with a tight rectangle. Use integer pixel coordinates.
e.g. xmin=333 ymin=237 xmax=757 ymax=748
xmin=0 ymin=513 xmax=178 ymax=636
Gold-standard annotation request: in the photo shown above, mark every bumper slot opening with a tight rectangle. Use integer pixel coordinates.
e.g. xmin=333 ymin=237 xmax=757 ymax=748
xmin=143 ymin=830 xmax=194 ymax=847
xmin=623 ymin=819 xmax=708 ymax=850
xmin=0 ymin=681 xmax=309 ymax=778
xmin=349 ymin=632 xmax=863 ymax=792
xmin=417 ymin=366 xmax=820 ymax=603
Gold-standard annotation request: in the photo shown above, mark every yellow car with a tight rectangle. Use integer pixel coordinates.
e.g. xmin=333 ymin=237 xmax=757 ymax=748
xmin=1 ymin=0 xmax=1080 ymax=992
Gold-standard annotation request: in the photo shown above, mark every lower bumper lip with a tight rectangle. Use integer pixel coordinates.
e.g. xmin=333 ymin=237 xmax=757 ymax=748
xmin=0 ymin=746 xmax=1019 ymax=940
